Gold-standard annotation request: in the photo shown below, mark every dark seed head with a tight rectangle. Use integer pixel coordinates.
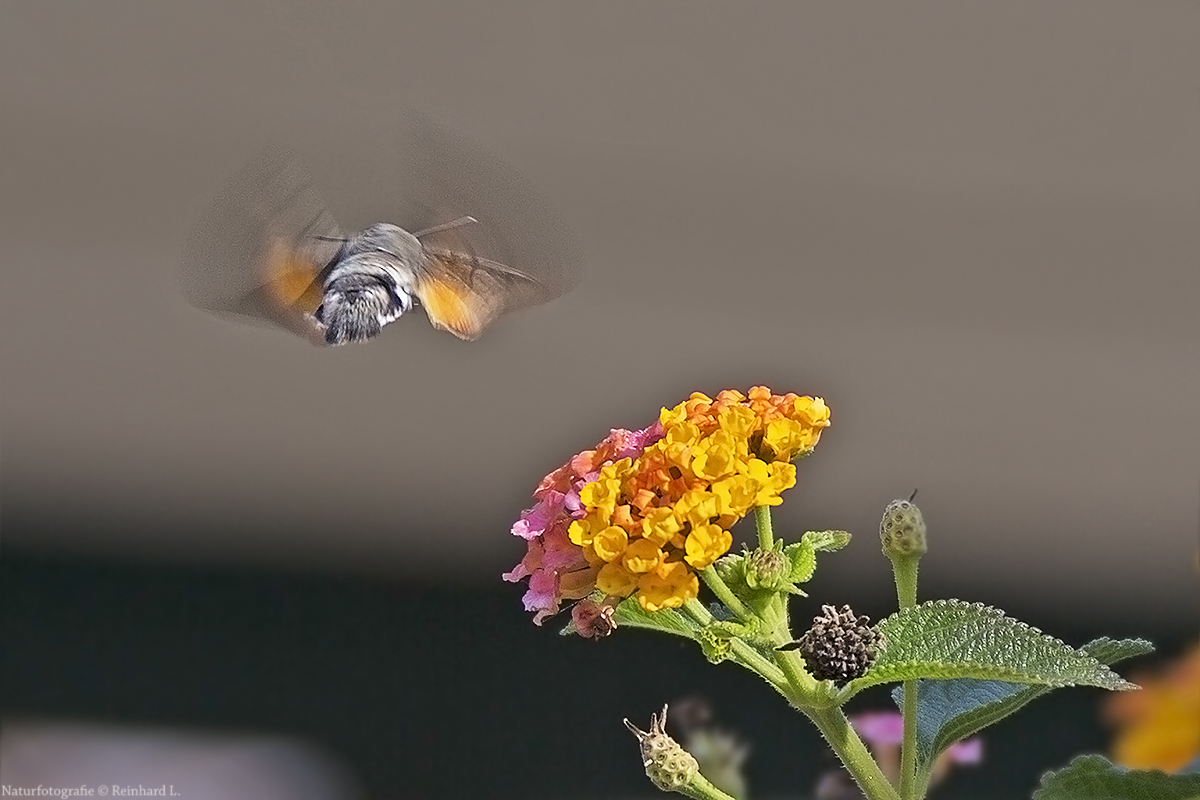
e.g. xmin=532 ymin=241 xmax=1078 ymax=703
xmin=782 ymin=604 xmax=883 ymax=684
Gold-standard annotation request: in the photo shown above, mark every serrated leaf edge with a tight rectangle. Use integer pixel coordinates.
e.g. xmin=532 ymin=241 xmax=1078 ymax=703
xmin=848 ymin=600 xmax=1139 ymax=696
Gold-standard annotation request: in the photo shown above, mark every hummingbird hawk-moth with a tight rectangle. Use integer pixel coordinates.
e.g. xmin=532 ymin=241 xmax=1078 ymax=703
xmin=181 ymin=134 xmax=574 ymax=345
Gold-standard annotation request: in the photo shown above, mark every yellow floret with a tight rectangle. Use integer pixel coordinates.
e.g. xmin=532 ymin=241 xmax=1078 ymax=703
xmin=637 ymin=561 xmax=700 ymax=612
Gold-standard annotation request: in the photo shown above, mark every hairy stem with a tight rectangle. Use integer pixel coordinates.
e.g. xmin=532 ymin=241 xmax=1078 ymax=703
xmin=677 ymin=771 xmax=740 ymax=800
xmin=753 ymin=504 xmax=774 ymax=550
xmin=890 ymin=557 xmax=920 ymax=799
xmin=806 ymin=706 xmax=901 ymax=800
xmin=699 ymin=566 xmax=753 ymax=621
xmin=681 ymin=598 xmax=788 ymax=690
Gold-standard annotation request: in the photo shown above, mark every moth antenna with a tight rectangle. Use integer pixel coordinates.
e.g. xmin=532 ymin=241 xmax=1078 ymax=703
xmin=413 ymin=216 xmax=478 ymax=238
xmin=313 ymin=235 xmax=349 ymax=242
xmin=908 ymin=488 xmax=919 ymax=502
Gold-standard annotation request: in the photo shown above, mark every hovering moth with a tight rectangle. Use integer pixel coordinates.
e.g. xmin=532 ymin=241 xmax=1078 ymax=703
xmin=181 ymin=139 xmax=573 ymax=345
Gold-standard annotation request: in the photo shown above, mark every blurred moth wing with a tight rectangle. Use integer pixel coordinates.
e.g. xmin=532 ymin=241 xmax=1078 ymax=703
xmin=181 ymin=145 xmax=343 ymax=344
xmin=396 ymin=118 xmax=583 ymax=316
xmin=414 ymin=244 xmax=547 ymax=341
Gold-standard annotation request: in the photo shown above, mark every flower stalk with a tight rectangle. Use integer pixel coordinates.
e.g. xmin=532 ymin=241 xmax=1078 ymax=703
xmin=881 ymin=496 xmax=929 ymax=800
xmin=699 ymin=566 xmax=754 ymax=623
xmin=681 ymin=598 xmax=789 ymax=689
xmin=753 ymin=504 xmax=774 ymax=550
xmin=806 ymin=706 xmax=903 ymax=800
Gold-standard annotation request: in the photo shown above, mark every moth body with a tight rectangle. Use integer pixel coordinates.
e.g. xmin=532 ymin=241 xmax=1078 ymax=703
xmin=316 ymin=223 xmax=423 ymax=345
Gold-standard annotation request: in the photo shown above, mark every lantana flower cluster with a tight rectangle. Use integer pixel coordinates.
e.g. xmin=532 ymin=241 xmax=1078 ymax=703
xmin=505 ymin=388 xmax=831 ymax=624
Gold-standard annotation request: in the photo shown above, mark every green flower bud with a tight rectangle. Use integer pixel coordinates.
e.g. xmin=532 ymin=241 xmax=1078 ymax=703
xmin=745 ymin=542 xmax=790 ymax=591
xmin=880 ymin=494 xmax=927 ymax=560
xmin=625 ymin=705 xmax=700 ymax=792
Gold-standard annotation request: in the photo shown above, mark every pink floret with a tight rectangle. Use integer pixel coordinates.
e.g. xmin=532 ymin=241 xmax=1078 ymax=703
xmin=505 ymin=419 xmax=664 ymax=626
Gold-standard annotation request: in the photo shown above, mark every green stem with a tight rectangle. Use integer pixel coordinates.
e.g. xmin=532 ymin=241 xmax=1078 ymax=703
xmin=806 ymin=706 xmax=901 ymax=800
xmin=774 ymin=646 xmax=820 ymax=701
xmin=892 ymin=558 xmax=919 ymax=611
xmin=681 ymin=596 xmax=715 ymax=625
xmin=678 ymin=772 xmax=739 ymax=800
xmin=755 ymin=503 xmax=820 ymax=703
xmin=681 ymin=599 xmax=788 ymax=691
xmin=890 ymin=556 xmax=920 ymax=799
xmin=765 ymin=615 xmax=821 ymax=703
xmin=699 ymin=566 xmax=753 ymax=621
xmin=730 ymin=640 xmax=788 ymax=692
xmin=899 ymin=680 xmax=918 ymax=800
xmin=753 ymin=504 xmax=774 ymax=549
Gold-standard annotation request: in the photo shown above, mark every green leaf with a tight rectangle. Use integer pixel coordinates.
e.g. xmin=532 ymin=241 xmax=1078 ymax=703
xmin=802 ymin=529 xmax=852 ymax=553
xmin=612 ymin=598 xmax=701 ymax=640
xmin=780 ymin=531 xmax=849 ymax=586
xmin=783 ymin=540 xmax=816 ymax=584
xmin=712 ymin=551 xmax=748 ymax=587
xmin=891 ymin=638 xmax=1153 ymax=774
xmin=842 ymin=600 xmax=1139 ymax=699
xmin=1033 ymin=754 xmax=1200 ymax=800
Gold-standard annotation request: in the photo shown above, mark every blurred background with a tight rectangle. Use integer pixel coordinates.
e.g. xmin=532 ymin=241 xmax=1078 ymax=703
xmin=2 ymin=2 xmax=1197 ymax=798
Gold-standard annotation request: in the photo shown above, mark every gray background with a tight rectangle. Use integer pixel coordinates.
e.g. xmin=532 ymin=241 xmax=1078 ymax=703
xmin=3 ymin=1 xmax=1198 ymax=627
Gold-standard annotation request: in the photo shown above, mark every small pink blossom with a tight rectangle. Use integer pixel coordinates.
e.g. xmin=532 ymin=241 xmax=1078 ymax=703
xmin=510 ymin=490 xmax=566 ymax=540
xmin=849 ymin=711 xmax=983 ymax=787
xmin=946 ymin=736 xmax=983 ymax=764
xmin=851 ymin=711 xmax=906 ymax=745
xmin=505 ymin=421 xmax=663 ymax=625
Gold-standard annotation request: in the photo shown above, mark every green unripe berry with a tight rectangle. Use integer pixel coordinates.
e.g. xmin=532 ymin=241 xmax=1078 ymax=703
xmin=625 ymin=706 xmax=699 ymax=792
xmin=880 ymin=496 xmax=927 ymax=559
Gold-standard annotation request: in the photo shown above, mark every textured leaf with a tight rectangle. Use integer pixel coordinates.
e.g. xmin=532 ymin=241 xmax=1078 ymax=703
xmin=783 ymin=540 xmax=816 ymax=584
xmin=1033 ymin=754 xmax=1200 ymax=800
xmin=803 ymin=529 xmax=852 ymax=552
xmin=891 ymin=638 xmax=1153 ymax=770
xmin=612 ymin=598 xmax=700 ymax=640
xmin=843 ymin=601 xmax=1139 ymax=698
xmin=712 ymin=551 xmax=748 ymax=586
